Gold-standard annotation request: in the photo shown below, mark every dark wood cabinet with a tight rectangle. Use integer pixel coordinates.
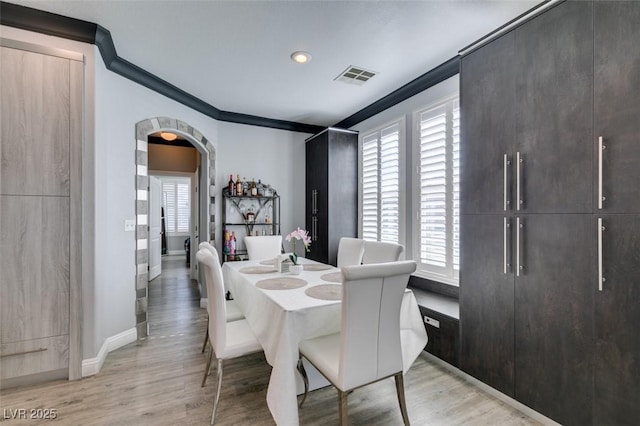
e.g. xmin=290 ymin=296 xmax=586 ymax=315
xmin=460 ymin=33 xmax=515 ymax=215
xmin=460 ymin=2 xmax=640 ymax=424
xmin=305 ymin=128 xmax=358 ymax=266
xmin=513 ymin=1 xmax=593 ymax=214
xmin=594 ymin=214 xmax=640 ymax=425
xmin=514 ymin=214 xmax=594 ymax=426
xmin=460 ymin=214 xmax=514 ymax=396
xmin=594 ymin=2 xmax=640 ymax=214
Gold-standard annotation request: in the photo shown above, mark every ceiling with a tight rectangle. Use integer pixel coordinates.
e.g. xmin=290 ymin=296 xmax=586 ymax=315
xmin=6 ymin=0 xmax=540 ymax=128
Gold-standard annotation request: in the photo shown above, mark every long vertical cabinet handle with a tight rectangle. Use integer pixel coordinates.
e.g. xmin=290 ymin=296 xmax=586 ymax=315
xmin=598 ymin=137 xmax=605 ymax=209
xmin=503 ymin=154 xmax=510 ymax=211
xmin=598 ymin=218 xmax=605 ymax=291
xmin=311 ymin=189 xmax=317 ymax=214
xmin=516 ymin=217 xmax=522 ymax=277
xmin=503 ymin=217 xmax=511 ymax=274
xmin=516 ymin=152 xmax=523 ymax=211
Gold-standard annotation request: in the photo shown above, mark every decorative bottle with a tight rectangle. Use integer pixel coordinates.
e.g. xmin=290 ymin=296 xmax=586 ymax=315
xmin=250 ymin=179 xmax=258 ymax=196
xmin=228 ymin=174 xmax=235 ymax=196
xmin=235 ymin=175 xmax=242 ymax=196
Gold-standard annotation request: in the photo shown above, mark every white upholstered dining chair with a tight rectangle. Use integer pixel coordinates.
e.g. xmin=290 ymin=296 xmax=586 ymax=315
xmin=362 ymin=240 xmax=404 ymax=264
xmin=244 ymin=235 xmax=282 ymax=261
xmin=297 ymin=260 xmax=417 ymax=425
xmin=196 ymin=249 xmax=263 ymax=425
xmin=336 ymin=237 xmax=365 ymax=268
xmin=198 ymin=242 xmax=244 ymax=356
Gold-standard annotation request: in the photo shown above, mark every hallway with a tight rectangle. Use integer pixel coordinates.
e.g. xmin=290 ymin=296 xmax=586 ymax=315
xmin=1 ymin=256 xmax=539 ymax=425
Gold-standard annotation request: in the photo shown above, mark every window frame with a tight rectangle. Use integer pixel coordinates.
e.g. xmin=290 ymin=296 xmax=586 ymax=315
xmin=358 ymin=117 xmax=406 ymax=246
xmin=412 ymin=95 xmax=460 ymax=285
xmin=160 ymin=175 xmax=191 ymax=237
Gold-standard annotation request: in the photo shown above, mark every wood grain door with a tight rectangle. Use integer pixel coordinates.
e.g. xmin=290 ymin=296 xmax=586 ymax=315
xmin=514 ymin=214 xmax=594 ymax=426
xmin=594 ymin=214 xmax=640 ymax=425
xmin=460 ymin=214 xmax=515 ymax=396
xmin=0 ymin=43 xmax=82 ymax=382
xmin=594 ymin=2 xmax=640 ymax=213
xmin=513 ymin=1 xmax=593 ymax=214
xmin=305 ymin=133 xmax=328 ymax=263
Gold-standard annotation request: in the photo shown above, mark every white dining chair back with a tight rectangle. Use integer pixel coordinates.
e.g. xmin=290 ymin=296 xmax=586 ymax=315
xmin=244 ymin=235 xmax=282 ymax=260
xmin=298 ymin=260 xmax=417 ymax=425
xmin=336 ymin=237 xmax=365 ymax=268
xmin=196 ymin=249 xmax=263 ymax=424
xmin=362 ymin=240 xmax=404 ymax=264
xmin=199 ymin=241 xmax=218 ymax=258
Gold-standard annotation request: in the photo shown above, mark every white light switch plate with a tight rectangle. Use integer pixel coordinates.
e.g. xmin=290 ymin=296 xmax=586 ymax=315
xmin=124 ymin=219 xmax=136 ymax=232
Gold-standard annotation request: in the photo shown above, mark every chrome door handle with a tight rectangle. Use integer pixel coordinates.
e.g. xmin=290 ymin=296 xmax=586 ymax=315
xmin=503 ymin=154 xmax=511 ymax=211
xmin=312 ymin=189 xmax=318 ymax=214
xmin=598 ymin=218 xmax=605 ymax=291
xmin=503 ymin=217 xmax=511 ymax=274
xmin=516 ymin=217 xmax=523 ymax=277
xmin=516 ymin=152 xmax=523 ymax=211
xmin=598 ymin=137 xmax=606 ymax=209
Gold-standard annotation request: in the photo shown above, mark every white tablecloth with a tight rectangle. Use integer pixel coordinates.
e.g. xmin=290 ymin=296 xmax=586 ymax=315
xmin=222 ymin=258 xmax=427 ymax=426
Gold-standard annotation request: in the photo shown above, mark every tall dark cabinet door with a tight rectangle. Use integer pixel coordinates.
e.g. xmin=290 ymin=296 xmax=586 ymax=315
xmin=460 ymin=33 xmax=515 ymax=215
xmin=594 ymin=2 xmax=640 ymax=213
xmin=594 ymin=214 xmax=640 ymax=425
xmin=306 ymin=133 xmax=328 ymax=263
xmin=460 ymin=214 xmax=514 ymax=396
xmin=514 ymin=1 xmax=593 ymax=214
xmin=514 ymin=214 xmax=594 ymax=426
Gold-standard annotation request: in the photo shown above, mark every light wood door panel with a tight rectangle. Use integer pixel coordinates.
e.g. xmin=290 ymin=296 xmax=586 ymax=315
xmin=0 ymin=335 xmax=69 ymax=380
xmin=0 ymin=195 xmax=70 ymax=343
xmin=0 ymin=46 xmax=70 ymax=196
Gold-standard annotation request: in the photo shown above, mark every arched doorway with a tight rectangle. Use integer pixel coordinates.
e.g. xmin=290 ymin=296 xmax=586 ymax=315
xmin=134 ymin=117 xmax=215 ymax=339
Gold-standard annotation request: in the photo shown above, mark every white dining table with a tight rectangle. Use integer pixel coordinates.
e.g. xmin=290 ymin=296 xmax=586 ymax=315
xmin=222 ymin=258 xmax=428 ymax=426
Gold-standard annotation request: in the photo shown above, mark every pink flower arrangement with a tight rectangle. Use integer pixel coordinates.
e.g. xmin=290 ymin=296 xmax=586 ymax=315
xmin=286 ymin=227 xmax=311 ymax=265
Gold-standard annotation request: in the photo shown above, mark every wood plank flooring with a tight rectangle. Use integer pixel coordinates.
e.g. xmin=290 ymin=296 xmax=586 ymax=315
xmin=0 ymin=256 xmax=541 ymax=425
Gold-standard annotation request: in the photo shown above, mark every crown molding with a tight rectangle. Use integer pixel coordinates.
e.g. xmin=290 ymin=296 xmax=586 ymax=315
xmin=0 ymin=1 xmax=324 ymax=135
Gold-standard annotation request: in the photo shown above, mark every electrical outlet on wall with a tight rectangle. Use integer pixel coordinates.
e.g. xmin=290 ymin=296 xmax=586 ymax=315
xmin=124 ymin=219 xmax=136 ymax=232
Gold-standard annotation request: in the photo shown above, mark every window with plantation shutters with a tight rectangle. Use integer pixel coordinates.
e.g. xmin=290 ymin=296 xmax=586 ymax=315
xmin=360 ymin=120 xmax=403 ymax=244
xmin=414 ymin=97 xmax=459 ymax=284
xmin=162 ymin=177 xmax=191 ymax=234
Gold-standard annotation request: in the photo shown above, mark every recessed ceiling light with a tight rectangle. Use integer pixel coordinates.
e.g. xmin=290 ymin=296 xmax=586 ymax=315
xmin=291 ymin=51 xmax=312 ymax=64
xmin=160 ymin=132 xmax=178 ymax=141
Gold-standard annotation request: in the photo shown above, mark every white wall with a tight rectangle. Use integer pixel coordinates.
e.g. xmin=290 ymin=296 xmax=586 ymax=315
xmin=216 ymin=122 xmax=311 ymax=255
xmin=351 ymin=75 xmax=460 ymax=259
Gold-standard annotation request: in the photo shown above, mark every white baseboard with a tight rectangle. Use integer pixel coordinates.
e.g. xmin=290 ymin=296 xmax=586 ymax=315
xmin=200 ymin=298 xmax=207 ymax=309
xmin=420 ymin=352 xmax=560 ymax=426
xmin=167 ymin=250 xmax=185 ymax=255
xmin=82 ymin=328 xmax=137 ymax=377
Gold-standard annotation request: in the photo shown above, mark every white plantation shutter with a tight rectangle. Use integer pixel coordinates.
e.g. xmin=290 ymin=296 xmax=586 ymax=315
xmin=415 ymin=97 xmax=459 ymax=283
xmin=162 ymin=177 xmax=191 ymax=234
xmin=360 ymin=121 xmax=402 ymax=244
xmin=362 ymin=133 xmax=379 ymax=241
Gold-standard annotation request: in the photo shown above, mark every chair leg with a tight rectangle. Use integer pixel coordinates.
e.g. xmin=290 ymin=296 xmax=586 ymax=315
xmin=338 ymin=389 xmax=349 ymax=426
xmin=201 ymin=326 xmax=209 ymax=353
xmin=297 ymin=356 xmax=309 ymax=408
xmin=211 ymin=359 xmax=224 ymax=425
xmin=394 ymin=373 xmax=410 ymax=426
xmin=201 ymin=345 xmax=213 ymax=387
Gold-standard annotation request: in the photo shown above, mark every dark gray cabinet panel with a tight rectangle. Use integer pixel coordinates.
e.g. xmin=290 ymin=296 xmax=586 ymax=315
xmin=594 ymin=214 xmax=640 ymax=425
xmin=514 ymin=214 xmax=594 ymax=426
xmin=514 ymin=1 xmax=593 ymax=214
xmin=460 ymin=33 xmax=515 ymax=215
xmin=460 ymin=214 xmax=514 ymax=396
xmin=305 ymin=129 xmax=357 ymax=266
xmin=594 ymin=2 xmax=640 ymax=213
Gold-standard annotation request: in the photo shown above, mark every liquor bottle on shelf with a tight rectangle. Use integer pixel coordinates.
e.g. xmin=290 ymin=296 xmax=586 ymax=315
xmin=250 ymin=179 xmax=257 ymax=196
xmin=242 ymin=177 xmax=248 ymax=196
xmin=235 ymin=175 xmax=242 ymax=196
xmin=257 ymin=179 xmax=264 ymax=196
xmin=228 ymin=174 xmax=235 ymax=196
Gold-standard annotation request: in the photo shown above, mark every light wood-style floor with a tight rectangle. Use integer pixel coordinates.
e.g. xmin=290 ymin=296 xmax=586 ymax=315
xmin=0 ymin=256 xmax=541 ymax=425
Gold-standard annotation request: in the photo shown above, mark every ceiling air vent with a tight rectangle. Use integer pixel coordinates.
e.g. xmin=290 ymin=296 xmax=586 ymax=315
xmin=335 ymin=66 xmax=377 ymax=86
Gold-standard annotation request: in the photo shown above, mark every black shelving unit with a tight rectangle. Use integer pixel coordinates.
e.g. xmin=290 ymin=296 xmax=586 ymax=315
xmin=221 ymin=187 xmax=280 ymax=262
